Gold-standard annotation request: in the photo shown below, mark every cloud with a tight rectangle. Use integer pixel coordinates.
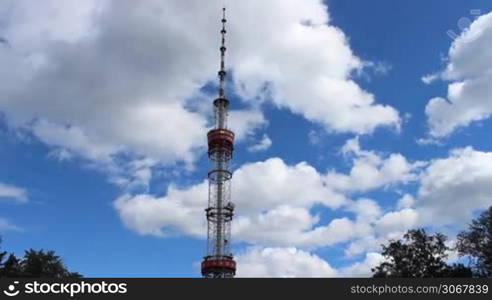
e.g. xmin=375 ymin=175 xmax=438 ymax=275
xmin=0 ymin=218 xmax=21 ymax=232
xmin=344 ymin=236 xmax=382 ymax=257
xmin=112 ymin=145 xmax=492 ymax=274
xmin=0 ymin=0 xmax=267 ymax=186
xmin=416 ymin=137 xmax=443 ymax=146
xmin=228 ymin=109 xmax=267 ymax=141
xmin=115 ymin=192 xmax=364 ymax=248
xmin=357 ymin=61 xmax=393 ymax=80
xmin=308 ymin=129 xmax=323 ymax=145
xmin=396 ymin=194 xmax=415 ymax=209
xmin=421 ymin=73 xmax=439 ymax=85
xmin=113 ymin=142 xmax=428 ymax=249
xmin=228 ymin=1 xmax=400 ymax=134
xmin=0 ymin=0 xmax=399 ymax=187
xmin=347 ymin=198 xmax=382 ymax=222
xmin=375 ymin=208 xmax=419 ymax=235
xmin=32 ymin=120 xmax=119 ymax=163
xmin=416 ymin=147 xmax=492 ymax=225
xmin=234 ymin=209 xmax=370 ymax=248
xmin=236 ymin=247 xmax=337 ymax=277
xmin=232 ymin=158 xmax=345 ymax=213
xmin=339 ymin=252 xmax=385 ymax=277
xmin=0 ymin=182 xmax=28 ymax=203
xmin=114 ymin=151 xmax=422 ymax=250
xmin=370 ymin=61 xmax=392 ymax=76
xmin=247 ymin=134 xmax=272 ymax=152
xmin=344 ymin=147 xmax=492 ymax=256
xmin=325 ymin=137 xmax=424 ymax=192
xmin=114 ymin=183 xmax=207 ymax=238
xmin=114 ymin=157 xmax=350 ymax=247
xmin=343 ymin=206 xmax=420 ymax=257
xmin=113 ymin=143 xmax=492 ymax=267
xmin=235 ymin=247 xmax=384 ymax=277
xmin=425 ymin=12 xmax=492 ymax=137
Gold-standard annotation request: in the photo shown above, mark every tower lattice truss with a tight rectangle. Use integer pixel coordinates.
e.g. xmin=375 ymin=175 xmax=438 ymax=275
xmin=201 ymin=7 xmax=237 ymax=278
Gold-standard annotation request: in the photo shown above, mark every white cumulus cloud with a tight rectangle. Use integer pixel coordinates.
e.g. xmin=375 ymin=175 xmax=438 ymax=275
xmin=0 ymin=0 xmax=399 ymax=188
xmin=235 ymin=247 xmax=384 ymax=278
xmin=236 ymin=247 xmax=337 ymax=278
xmin=114 ymin=157 xmax=351 ymax=247
xmin=339 ymin=252 xmax=385 ymax=277
xmin=425 ymin=12 xmax=492 ymax=137
xmin=416 ymin=147 xmax=492 ymax=225
xmin=228 ymin=0 xmax=400 ymax=134
xmin=325 ymin=137 xmax=424 ymax=192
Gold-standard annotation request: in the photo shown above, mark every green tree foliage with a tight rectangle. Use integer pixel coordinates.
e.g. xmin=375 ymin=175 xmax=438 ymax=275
xmin=456 ymin=207 xmax=492 ymax=277
xmin=20 ymin=249 xmax=82 ymax=278
xmin=0 ymin=239 xmax=81 ymax=278
xmin=372 ymin=229 xmax=472 ymax=278
xmin=1 ymin=254 xmax=22 ymax=277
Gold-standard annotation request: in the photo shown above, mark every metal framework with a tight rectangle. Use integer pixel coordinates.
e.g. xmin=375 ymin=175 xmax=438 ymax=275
xmin=201 ymin=7 xmax=237 ymax=278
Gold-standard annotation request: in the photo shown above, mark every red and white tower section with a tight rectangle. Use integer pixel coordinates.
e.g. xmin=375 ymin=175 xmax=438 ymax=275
xmin=201 ymin=7 xmax=237 ymax=278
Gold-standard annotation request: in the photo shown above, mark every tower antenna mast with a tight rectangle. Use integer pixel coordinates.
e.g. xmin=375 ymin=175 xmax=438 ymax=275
xmin=201 ymin=6 xmax=237 ymax=278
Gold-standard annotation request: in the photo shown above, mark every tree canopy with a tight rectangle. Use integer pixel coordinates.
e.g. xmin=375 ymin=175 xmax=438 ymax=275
xmin=457 ymin=207 xmax=492 ymax=277
xmin=372 ymin=229 xmax=472 ymax=278
xmin=0 ymin=239 xmax=81 ymax=278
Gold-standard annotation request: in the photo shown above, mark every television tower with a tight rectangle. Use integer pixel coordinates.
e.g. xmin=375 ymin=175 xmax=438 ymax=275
xmin=201 ymin=7 xmax=237 ymax=278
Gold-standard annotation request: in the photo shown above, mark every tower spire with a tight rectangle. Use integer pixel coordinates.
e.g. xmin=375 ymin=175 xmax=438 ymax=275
xmin=218 ymin=6 xmax=227 ymax=99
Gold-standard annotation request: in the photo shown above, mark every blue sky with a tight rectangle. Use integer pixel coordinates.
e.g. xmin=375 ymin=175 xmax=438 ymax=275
xmin=1 ymin=0 xmax=492 ymax=277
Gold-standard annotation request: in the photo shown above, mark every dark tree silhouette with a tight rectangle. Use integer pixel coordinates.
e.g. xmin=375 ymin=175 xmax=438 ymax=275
xmin=456 ymin=207 xmax=492 ymax=277
xmin=372 ymin=229 xmax=472 ymax=278
xmin=0 ymin=238 xmax=81 ymax=278
xmin=1 ymin=254 xmax=22 ymax=277
xmin=20 ymin=249 xmax=82 ymax=278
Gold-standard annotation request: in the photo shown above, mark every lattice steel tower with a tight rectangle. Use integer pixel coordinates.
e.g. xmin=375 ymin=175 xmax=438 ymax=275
xmin=201 ymin=7 xmax=237 ymax=278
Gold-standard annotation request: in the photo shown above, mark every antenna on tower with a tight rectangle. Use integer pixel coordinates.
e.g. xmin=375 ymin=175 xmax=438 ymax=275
xmin=218 ymin=6 xmax=227 ymax=99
